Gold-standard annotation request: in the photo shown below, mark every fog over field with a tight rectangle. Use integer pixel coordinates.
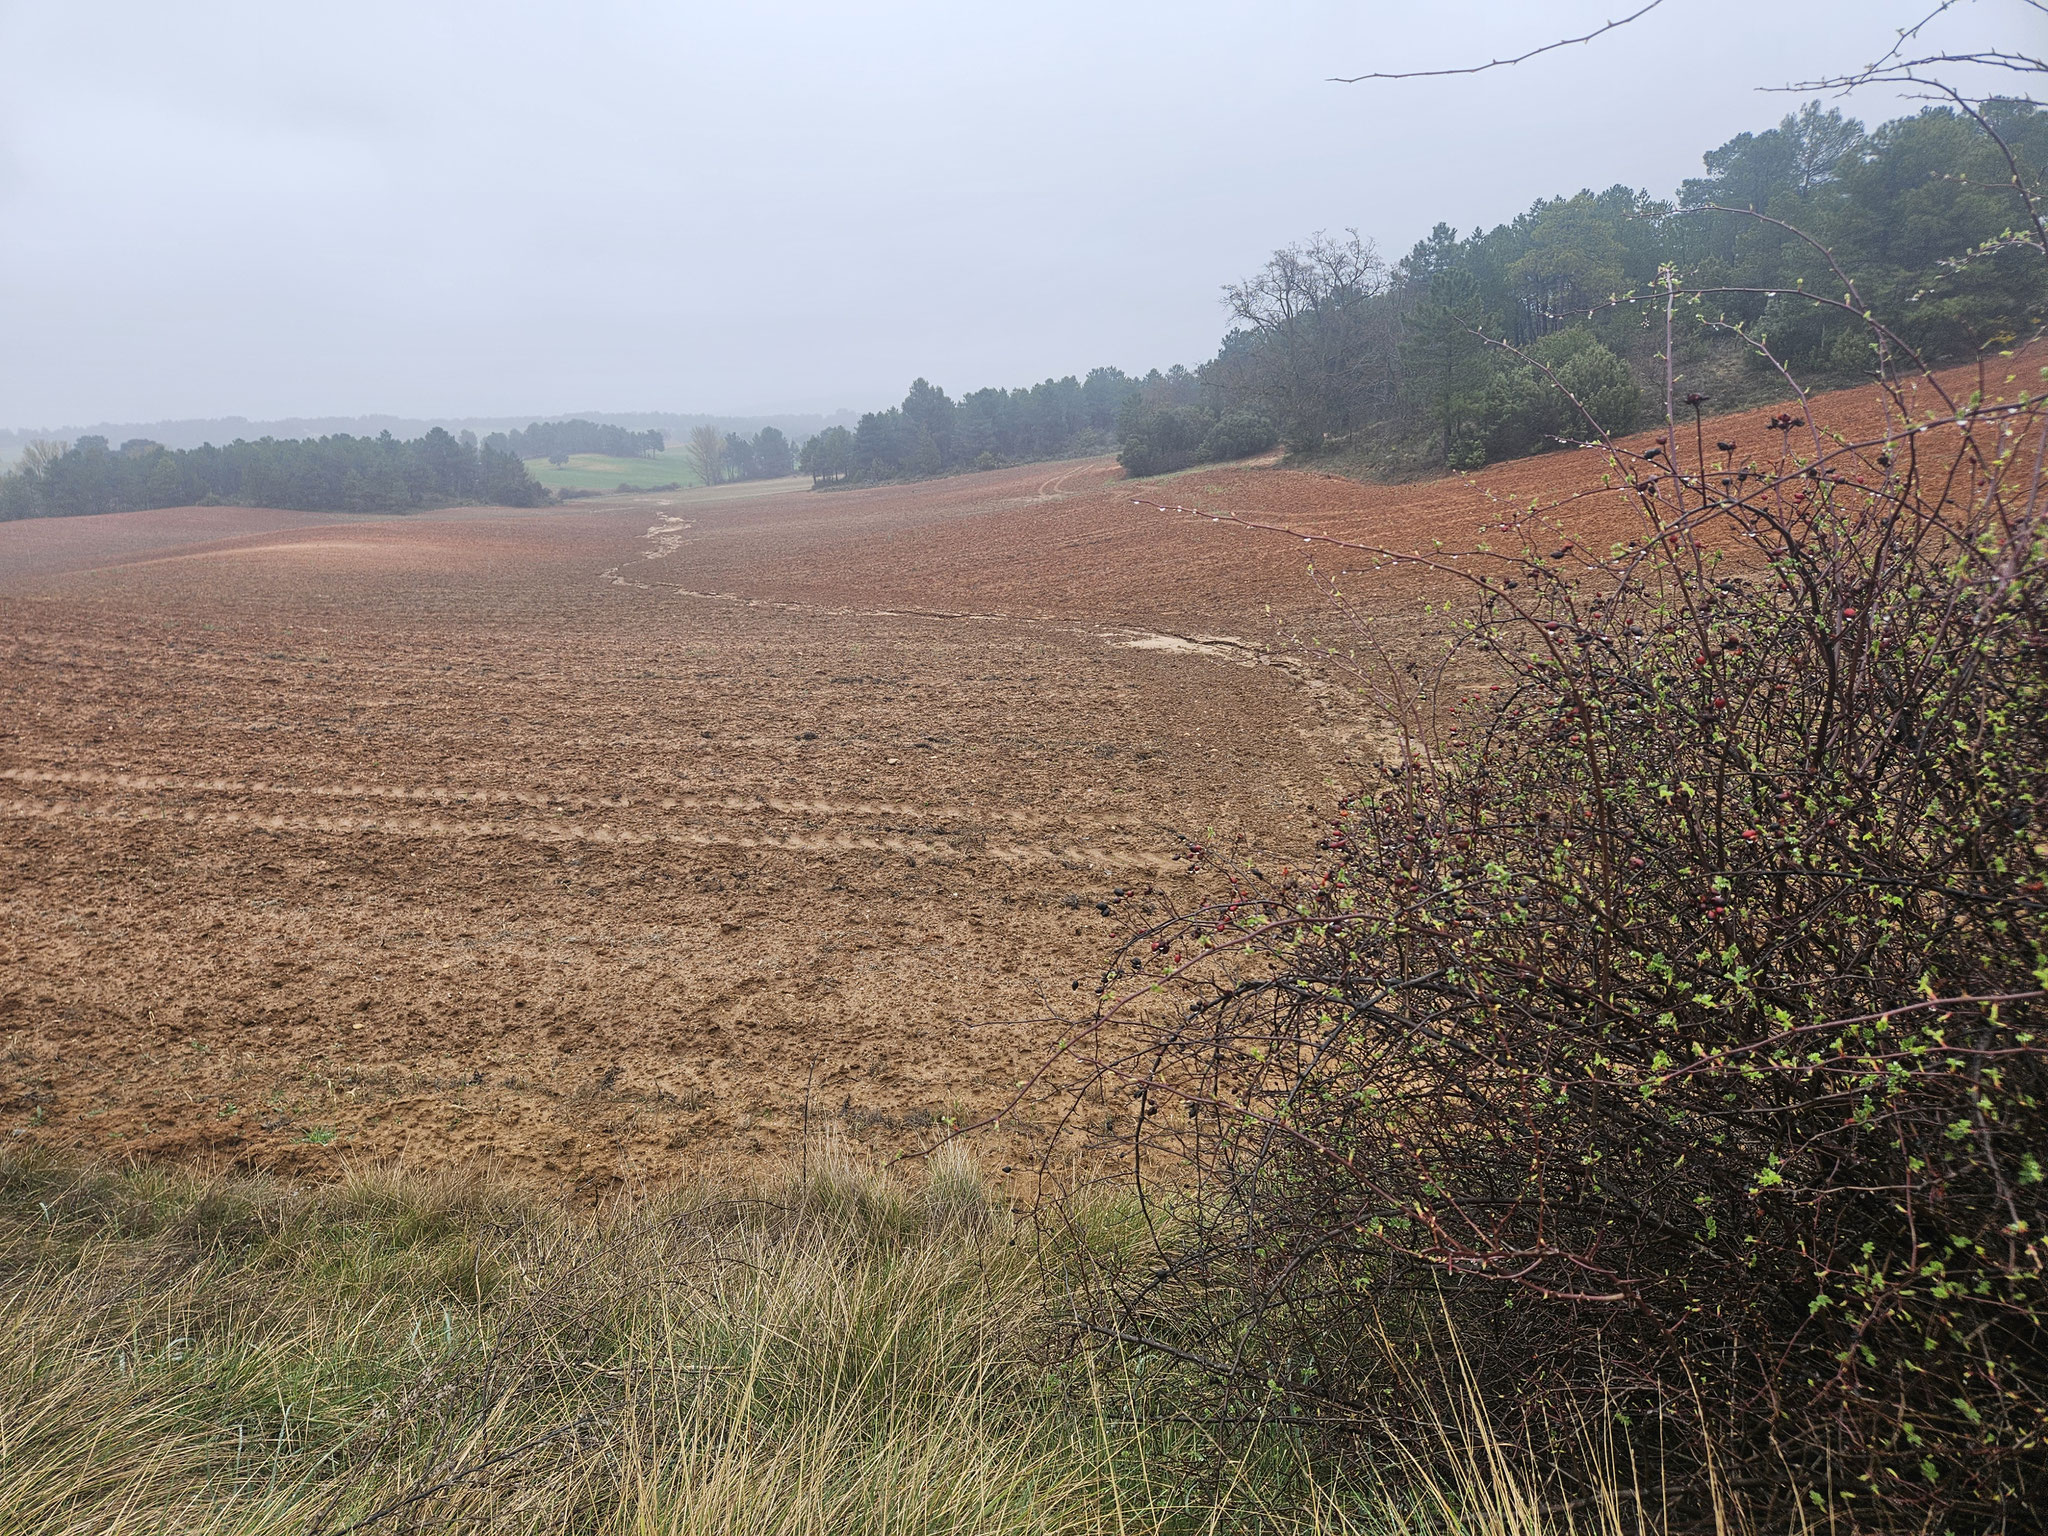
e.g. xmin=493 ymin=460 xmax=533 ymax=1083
xmin=0 ymin=0 xmax=1967 ymax=430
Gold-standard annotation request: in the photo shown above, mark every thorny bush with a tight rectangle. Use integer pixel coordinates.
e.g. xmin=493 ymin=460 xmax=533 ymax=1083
xmin=1056 ymin=366 xmax=2048 ymax=1530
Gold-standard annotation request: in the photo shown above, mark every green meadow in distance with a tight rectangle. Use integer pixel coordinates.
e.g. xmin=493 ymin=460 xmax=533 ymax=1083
xmin=523 ymin=448 xmax=704 ymax=492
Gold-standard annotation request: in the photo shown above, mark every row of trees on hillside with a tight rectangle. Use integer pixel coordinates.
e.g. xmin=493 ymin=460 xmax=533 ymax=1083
xmin=799 ymin=369 xmax=1152 ymax=485
xmin=1174 ymin=100 xmax=2047 ymax=473
xmin=791 ymin=101 xmax=2042 ymax=492
xmin=486 ymin=419 xmax=663 ymax=461
xmin=0 ymin=429 xmax=548 ymax=519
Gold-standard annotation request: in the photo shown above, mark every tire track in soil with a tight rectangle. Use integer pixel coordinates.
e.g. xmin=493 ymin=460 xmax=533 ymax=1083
xmin=0 ymin=766 xmax=1155 ymax=832
xmin=0 ymin=796 xmax=1177 ymax=872
xmin=0 ymin=634 xmax=615 ymax=689
xmin=1035 ymin=457 xmax=1117 ymax=499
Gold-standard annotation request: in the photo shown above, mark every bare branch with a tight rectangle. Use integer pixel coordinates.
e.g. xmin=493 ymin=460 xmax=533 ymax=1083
xmin=1849 ymin=0 xmax=1969 ymax=80
xmin=1778 ymin=0 xmax=2047 ymax=94
xmin=1784 ymin=50 xmax=2048 ymax=93
xmin=1329 ymin=1 xmax=1666 ymax=83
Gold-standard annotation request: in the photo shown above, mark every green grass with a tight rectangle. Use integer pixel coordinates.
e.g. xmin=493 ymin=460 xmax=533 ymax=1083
xmin=523 ymin=450 xmax=703 ymax=493
xmin=0 ymin=1143 xmax=1698 ymax=1535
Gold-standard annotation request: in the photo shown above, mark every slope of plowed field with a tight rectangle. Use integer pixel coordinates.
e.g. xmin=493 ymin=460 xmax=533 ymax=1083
xmin=2 ymin=354 xmax=2033 ymax=1192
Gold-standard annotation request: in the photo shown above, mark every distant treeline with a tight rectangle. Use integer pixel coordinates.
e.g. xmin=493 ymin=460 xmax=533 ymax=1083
xmin=1185 ymin=99 xmax=2047 ymax=474
xmin=713 ymin=425 xmax=796 ymax=481
xmin=487 ymin=419 xmax=663 ymax=461
xmin=1 ymin=409 xmax=858 ymax=463
xmin=799 ymin=369 xmax=1159 ymax=485
xmin=0 ymin=429 xmax=548 ymax=520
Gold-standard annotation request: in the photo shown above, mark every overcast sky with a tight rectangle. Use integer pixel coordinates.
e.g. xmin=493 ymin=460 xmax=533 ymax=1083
xmin=0 ymin=0 xmax=2023 ymax=428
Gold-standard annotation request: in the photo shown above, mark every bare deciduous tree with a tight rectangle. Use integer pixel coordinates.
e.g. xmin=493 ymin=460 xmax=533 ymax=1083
xmin=684 ymin=424 xmax=724 ymax=486
xmin=18 ymin=439 xmax=67 ymax=475
xmin=1221 ymin=230 xmax=1393 ymax=450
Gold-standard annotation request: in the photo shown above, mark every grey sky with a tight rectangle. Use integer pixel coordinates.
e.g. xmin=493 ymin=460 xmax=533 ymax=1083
xmin=0 ymin=0 xmax=2017 ymax=428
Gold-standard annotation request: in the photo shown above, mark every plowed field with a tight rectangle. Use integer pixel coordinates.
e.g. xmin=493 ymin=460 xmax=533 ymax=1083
xmin=3 ymin=356 xmax=2032 ymax=1192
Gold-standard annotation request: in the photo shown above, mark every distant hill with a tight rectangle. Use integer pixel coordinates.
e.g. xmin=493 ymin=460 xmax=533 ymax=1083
xmin=0 ymin=409 xmax=862 ymax=465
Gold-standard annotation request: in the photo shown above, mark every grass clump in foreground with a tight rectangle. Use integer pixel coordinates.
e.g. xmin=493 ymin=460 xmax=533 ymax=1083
xmin=1 ymin=1140 xmax=1552 ymax=1536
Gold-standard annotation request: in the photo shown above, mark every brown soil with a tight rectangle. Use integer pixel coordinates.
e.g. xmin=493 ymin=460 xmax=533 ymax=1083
xmin=2 ymin=354 xmax=2033 ymax=1194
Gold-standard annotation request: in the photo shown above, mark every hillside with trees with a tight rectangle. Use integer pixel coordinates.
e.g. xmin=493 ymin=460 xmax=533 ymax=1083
xmin=1183 ymin=99 xmax=2047 ymax=476
xmin=0 ymin=427 xmax=548 ymax=519
xmin=793 ymin=100 xmax=2044 ymax=495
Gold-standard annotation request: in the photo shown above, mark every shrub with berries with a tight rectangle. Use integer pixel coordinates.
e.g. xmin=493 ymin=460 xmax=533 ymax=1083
xmin=1060 ymin=362 xmax=2048 ymax=1530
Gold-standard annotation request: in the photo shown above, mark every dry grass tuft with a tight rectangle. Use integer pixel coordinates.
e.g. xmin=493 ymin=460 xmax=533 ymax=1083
xmin=0 ymin=1144 xmax=1717 ymax=1534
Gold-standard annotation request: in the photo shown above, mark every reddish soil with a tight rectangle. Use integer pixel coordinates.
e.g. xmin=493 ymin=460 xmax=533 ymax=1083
xmin=2 ymin=354 xmax=2035 ymax=1193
